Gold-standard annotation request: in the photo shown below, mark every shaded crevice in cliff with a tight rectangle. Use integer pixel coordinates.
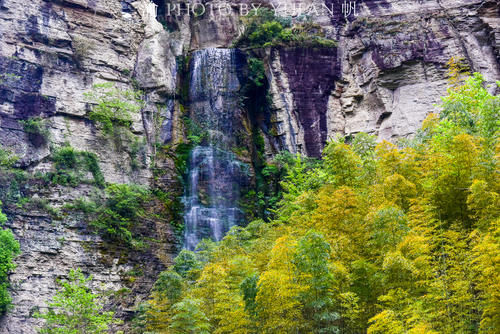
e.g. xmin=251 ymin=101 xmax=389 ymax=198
xmin=278 ymin=47 xmax=340 ymax=157
xmin=0 ymin=56 xmax=56 ymax=119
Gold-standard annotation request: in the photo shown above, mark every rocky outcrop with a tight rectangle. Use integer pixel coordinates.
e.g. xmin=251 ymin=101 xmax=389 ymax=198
xmin=0 ymin=0 xmax=180 ymax=332
xmin=266 ymin=0 xmax=499 ymax=154
xmin=0 ymin=0 xmax=498 ymax=332
xmin=336 ymin=0 xmax=500 ymax=142
xmin=272 ymin=47 xmax=340 ymax=157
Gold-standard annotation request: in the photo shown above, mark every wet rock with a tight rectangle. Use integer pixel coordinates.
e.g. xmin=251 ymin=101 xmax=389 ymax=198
xmin=279 ymin=47 xmax=340 ymax=157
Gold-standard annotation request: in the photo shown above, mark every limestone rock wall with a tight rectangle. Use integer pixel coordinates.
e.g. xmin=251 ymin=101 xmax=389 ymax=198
xmin=265 ymin=0 xmax=500 ymax=155
xmin=161 ymin=0 xmax=499 ymax=156
xmin=0 ymin=0 xmax=498 ymax=332
xmin=0 ymin=0 xmax=180 ymax=332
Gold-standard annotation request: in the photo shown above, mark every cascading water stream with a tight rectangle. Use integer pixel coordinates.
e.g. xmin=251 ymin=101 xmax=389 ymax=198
xmin=183 ymin=48 xmax=248 ymax=251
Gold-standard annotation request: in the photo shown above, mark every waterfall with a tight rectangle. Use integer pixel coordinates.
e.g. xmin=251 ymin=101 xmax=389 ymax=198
xmin=183 ymin=48 xmax=248 ymax=251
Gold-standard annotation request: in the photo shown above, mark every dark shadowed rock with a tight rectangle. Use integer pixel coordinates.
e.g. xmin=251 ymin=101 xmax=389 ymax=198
xmin=279 ymin=47 xmax=340 ymax=157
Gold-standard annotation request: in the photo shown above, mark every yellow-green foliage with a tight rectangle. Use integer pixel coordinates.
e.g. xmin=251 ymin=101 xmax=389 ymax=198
xmin=144 ymin=73 xmax=499 ymax=333
xmin=0 ymin=146 xmax=18 ymax=169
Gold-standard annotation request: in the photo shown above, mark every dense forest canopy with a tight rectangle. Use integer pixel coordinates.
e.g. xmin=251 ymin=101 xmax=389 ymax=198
xmin=140 ymin=71 xmax=499 ymax=333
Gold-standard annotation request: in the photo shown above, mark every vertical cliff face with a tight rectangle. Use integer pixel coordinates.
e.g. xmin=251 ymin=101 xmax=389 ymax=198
xmin=0 ymin=0 xmax=180 ymax=332
xmin=275 ymin=47 xmax=340 ymax=157
xmin=0 ymin=0 xmax=498 ymax=331
xmin=264 ymin=0 xmax=500 ymax=155
xmin=336 ymin=0 xmax=499 ymax=143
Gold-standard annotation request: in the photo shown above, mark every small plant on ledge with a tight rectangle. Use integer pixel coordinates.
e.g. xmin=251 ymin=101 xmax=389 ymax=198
xmin=18 ymin=117 xmax=50 ymax=147
xmin=234 ymin=8 xmax=337 ymax=49
xmin=84 ymin=82 xmax=145 ymax=148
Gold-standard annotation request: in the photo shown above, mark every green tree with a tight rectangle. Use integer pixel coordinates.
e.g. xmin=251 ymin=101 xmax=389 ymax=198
xmin=240 ymin=273 xmax=259 ymax=317
xmin=471 ymin=220 xmax=500 ymax=332
xmin=37 ymin=268 xmax=116 ymax=334
xmin=295 ymin=230 xmax=339 ymax=333
xmin=369 ymin=207 xmax=409 ymax=253
xmin=255 ymin=236 xmax=305 ymax=333
xmin=170 ymin=298 xmax=210 ymax=334
xmin=0 ymin=205 xmax=20 ymax=313
xmin=153 ymin=270 xmax=184 ymax=302
xmin=323 ymin=138 xmax=363 ymax=188
xmin=146 ymin=270 xmax=184 ymax=333
xmin=173 ymin=250 xmax=202 ymax=280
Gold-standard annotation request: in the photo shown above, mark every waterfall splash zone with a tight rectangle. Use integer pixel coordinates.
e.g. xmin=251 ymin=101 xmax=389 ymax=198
xmin=183 ymin=48 xmax=250 ymax=251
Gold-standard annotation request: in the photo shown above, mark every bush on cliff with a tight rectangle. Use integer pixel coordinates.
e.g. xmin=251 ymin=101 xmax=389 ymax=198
xmin=84 ymin=83 xmax=144 ymax=147
xmin=0 ymin=203 xmax=20 ymax=314
xmin=48 ymin=145 xmax=105 ymax=187
xmin=235 ymin=8 xmax=337 ymax=49
xmin=90 ymin=184 xmax=150 ymax=246
xmin=36 ymin=268 xmax=117 ymax=333
xmin=18 ymin=117 xmax=50 ymax=147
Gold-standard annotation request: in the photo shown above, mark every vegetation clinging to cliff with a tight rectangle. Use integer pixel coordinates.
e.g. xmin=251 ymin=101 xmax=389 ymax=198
xmin=89 ymin=184 xmax=150 ymax=247
xmin=19 ymin=117 xmax=50 ymax=147
xmin=84 ymin=83 xmax=144 ymax=139
xmin=235 ymin=8 xmax=337 ymax=49
xmin=49 ymin=145 xmax=105 ymax=187
xmin=36 ymin=268 xmax=117 ymax=333
xmin=0 ymin=202 xmax=20 ymax=314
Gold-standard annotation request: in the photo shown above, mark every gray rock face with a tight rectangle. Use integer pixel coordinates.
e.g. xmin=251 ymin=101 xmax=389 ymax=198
xmin=266 ymin=0 xmax=500 ymax=154
xmin=336 ymin=0 xmax=500 ymax=142
xmin=0 ymin=0 xmax=178 ymax=332
xmin=0 ymin=0 xmax=498 ymax=332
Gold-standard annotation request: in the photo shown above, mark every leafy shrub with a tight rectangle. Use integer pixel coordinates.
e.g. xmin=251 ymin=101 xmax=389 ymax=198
xmin=52 ymin=146 xmax=77 ymax=169
xmin=18 ymin=117 xmax=50 ymax=147
xmin=84 ymin=82 xmax=144 ymax=136
xmin=153 ymin=270 xmax=183 ymax=302
xmin=248 ymin=20 xmax=284 ymax=47
xmin=184 ymin=119 xmax=203 ymax=146
xmin=0 ymin=204 xmax=21 ymax=314
xmin=0 ymin=146 xmax=18 ymax=169
xmin=247 ymin=58 xmax=266 ymax=88
xmin=29 ymin=198 xmax=61 ymax=217
xmin=0 ymin=169 xmax=27 ymax=205
xmin=235 ymin=9 xmax=336 ymax=49
xmin=49 ymin=145 xmax=105 ymax=187
xmin=173 ymin=250 xmax=202 ymax=280
xmin=280 ymin=22 xmax=338 ymax=48
xmin=90 ymin=184 xmax=150 ymax=245
xmin=64 ymin=197 xmax=98 ymax=214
